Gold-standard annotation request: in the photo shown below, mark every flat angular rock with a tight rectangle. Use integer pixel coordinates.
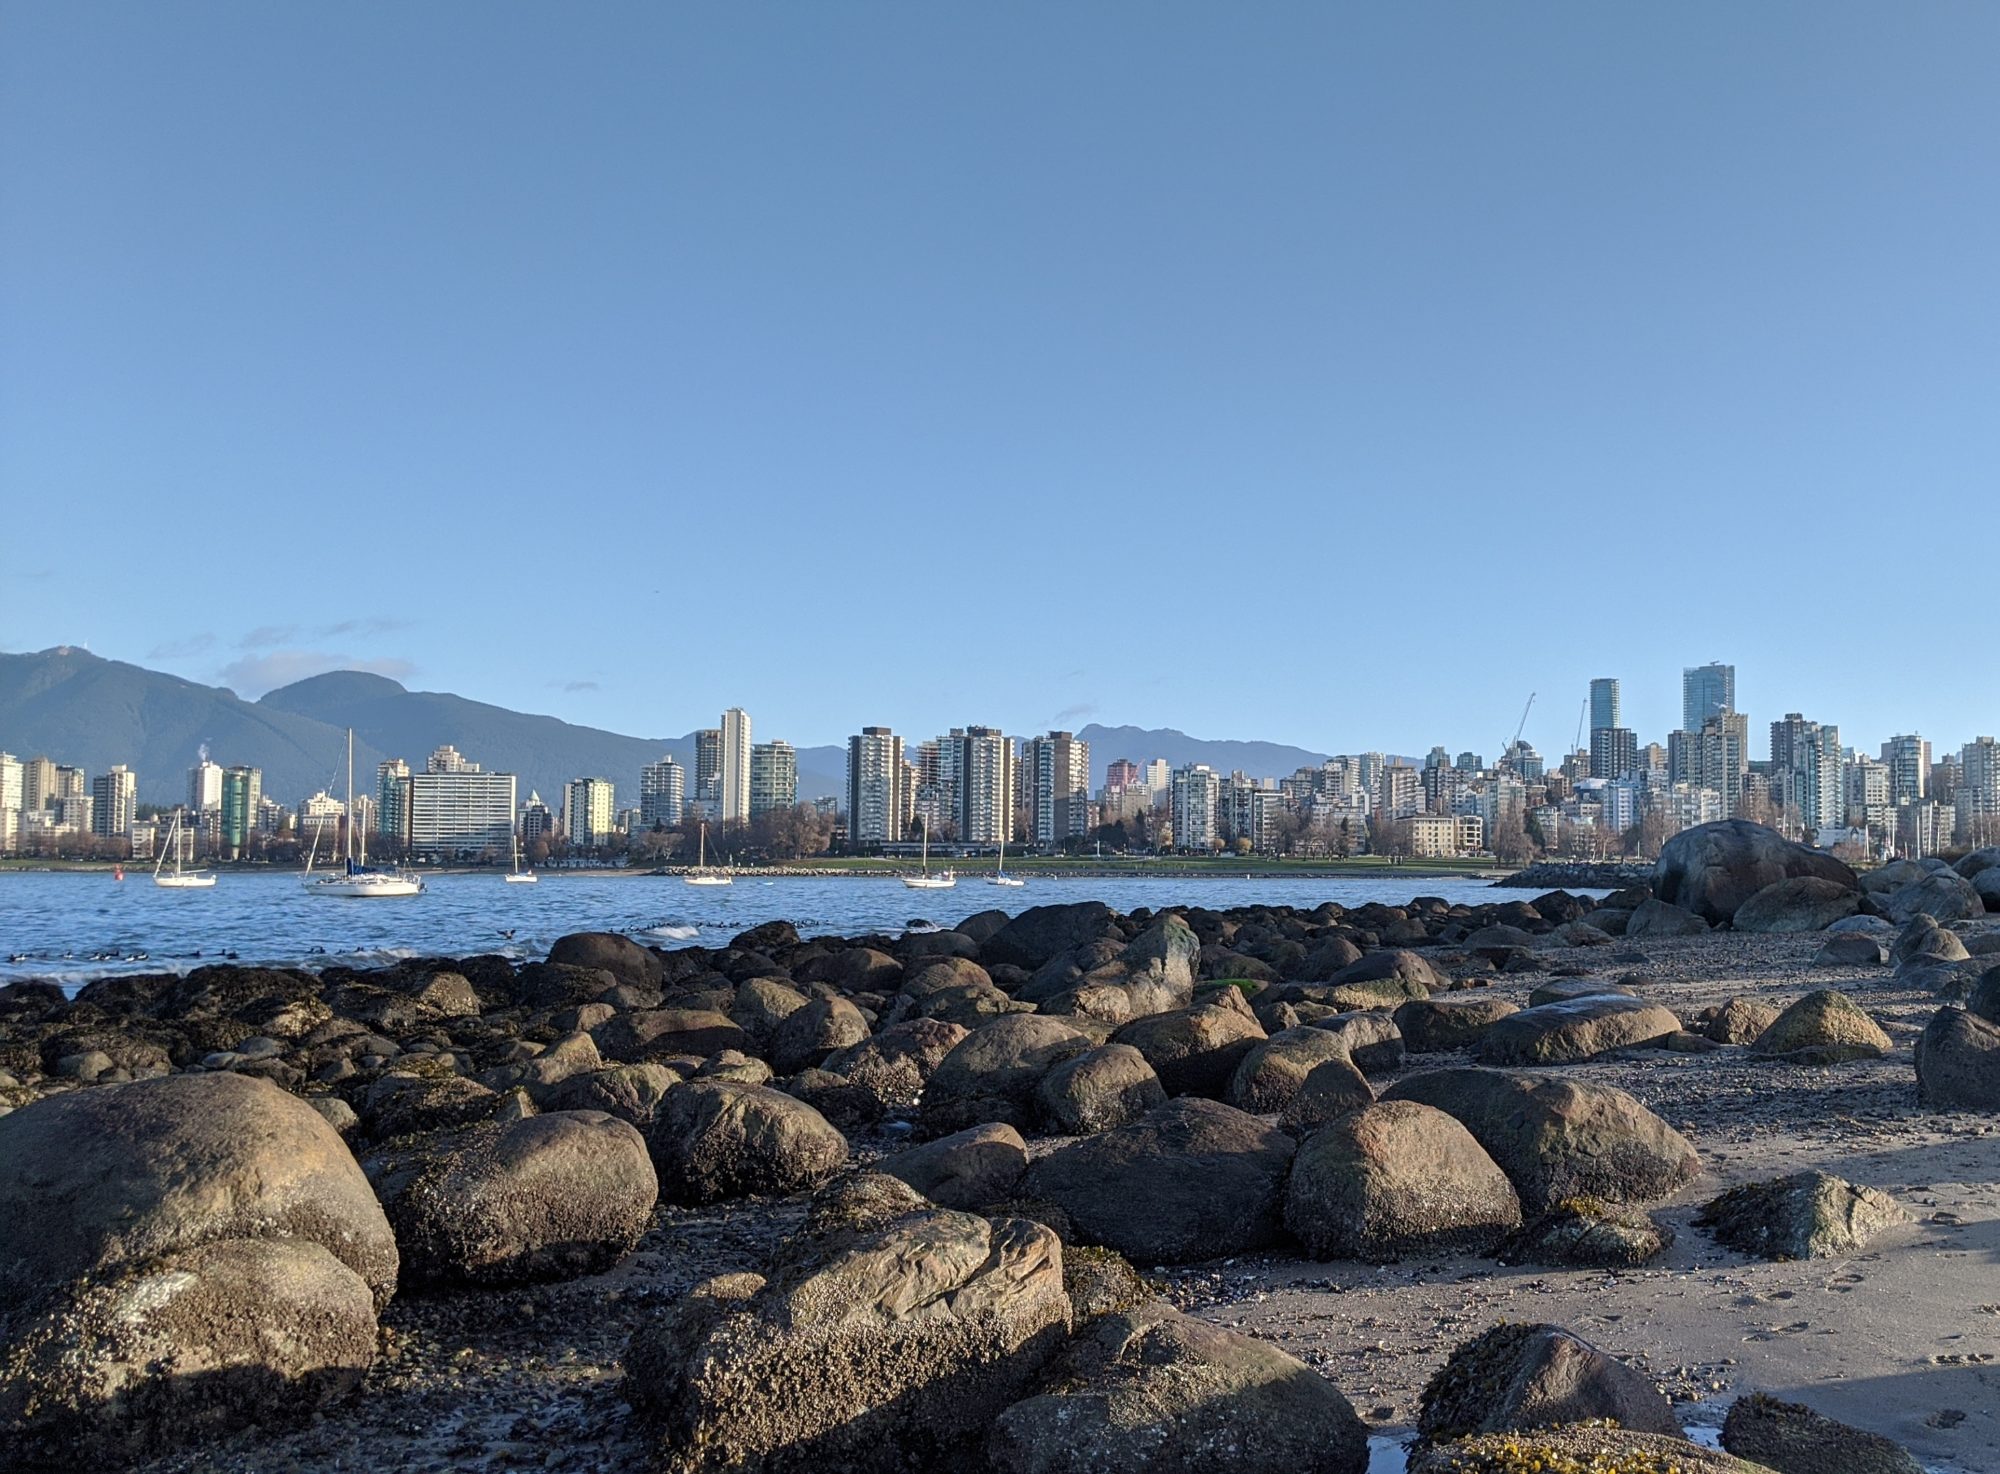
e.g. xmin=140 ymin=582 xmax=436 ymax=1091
xmin=987 ymin=1302 xmax=1368 ymax=1474
xmin=627 ymin=1174 xmax=1071 ymax=1473
xmin=1474 ymin=995 xmax=1680 ymax=1065
xmin=1697 ymin=1171 xmax=1910 ymax=1261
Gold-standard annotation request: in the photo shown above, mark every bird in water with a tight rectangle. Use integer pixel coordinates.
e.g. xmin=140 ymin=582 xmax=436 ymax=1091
xmin=497 ymin=928 xmax=517 ymax=940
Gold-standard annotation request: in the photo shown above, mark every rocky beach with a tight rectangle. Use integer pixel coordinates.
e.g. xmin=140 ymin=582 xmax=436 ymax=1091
xmin=3 ymin=819 xmax=1998 ymax=1474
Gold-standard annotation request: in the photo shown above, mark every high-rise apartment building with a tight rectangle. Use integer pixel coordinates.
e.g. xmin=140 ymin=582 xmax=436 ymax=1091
xmin=692 ymin=728 xmax=722 ymax=810
xmin=1961 ymin=737 xmax=2000 ymax=843
xmin=846 ymin=727 xmax=906 ymax=847
xmin=957 ymin=726 xmax=1014 ymax=844
xmin=221 ymin=766 xmax=262 ymax=858
xmin=719 ymin=709 xmax=752 ymax=825
xmin=1378 ymin=763 xmax=1423 ymax=821
xmin=1682 ymin=663 xmax=1736 ymax=733
xmin=1881 ymin=735 xmax=1930 ymax=805
xmin=520 ymin=792 xmax=554 ymax=848
xmin=1025 ymin=731 xmax=1092 ymax=847
xmin=640 ymin=756 xmax=686 ymax=828
xmin=564 ymin=777 xmax=617 ymax=851
xmin=1696 ymin=711 xmax=1750 ymax=814
xmin=1769 ymin=714 xmax=1842 ymax=835
xmin=1142 ymin=759 xmax=1171 ymax=797
xmin=298 ymin=791 xmax=347 ymax=850
xmin=1170 ymin=763 xmax=1221 ymax=851
xmin=408 ymin=762 xmax=517 ymax=859
xmin=91 ymin=765 xmax=138 ymax=840
xmin=1589 ymin=678 xmax=1621 ymax=734
xmin=749 ymin=740 xmax=796 ymax=818
xmin=20 ymin=756 xmax=58 ymax=813
xmin=377 ymin=759 xmax=412 ymax=839
xmin=1104 ymin=758 xmax=1141 ymax=793
xmin=0 ymin=753 xmax=22 ymax=854
xmin=187 ymin=759 xmax=224 ymax=816
xmin=1589 ymin=727 xmax=1638 ymax=781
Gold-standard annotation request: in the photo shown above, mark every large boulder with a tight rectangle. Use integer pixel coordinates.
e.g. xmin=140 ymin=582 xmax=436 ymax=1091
xmin=1416 ymin=1321 xmax=1681 ymax=1446
xmin=1653 ymin=819 xmax=1857 ymax=927
xmin=1112 ymin=997 xmax=1266 ymax=1099
xmin=824 ymin=1017 xmax=970 ymax=1110
xmin=1695 ymin=1171 xmax=1909 ymax=1261
xmin=769 ymin=996 xmax=871 ymax=1076
xmin=1283 ymin=1100 xmax=1520 ymax=1261
xmin=1915 ymin=1006 xmax=2000 ymax=1110
xmin=593 ymin=1008 xmax=751 ymax=1063
xmin=987 ymin=1302 xmax=1368 ymax=1474
xmin=542 ymin=1062 xmax=683 ymax=1127
xmin=626 ymin=1174 xmax=1070 ymax=1472
xmin=1384 ymin=1068 xmax=1700 ymax=1212
xmin=367 ymin=1111 xmax=657 ymax=1285
xmin=0 ymin=1239 xmax=379 ymax=1465
xmin=1088 ymin=913 xmax=1200 ymax=1016
xmin=1750 ymin=990 xmax=1891 ymax=1064
xmin=1622 ymin=897 xmax=1711 ymax=937
xmin=0 ymin=1072 xmax=398 ymax=1310
xmin=645 ymin=1081 xmax=848 ymax=1204
xmin=1324 ymin=950 xmax=1445 ymax=1007
xmin=1722 ymin=1391 xmax=1925 ymax=1474
xmin=1019 ymin=1100 xmax=1296 ymax=1264
xmin=548 ymin=931 xmax=664 ymax=989
xmin=1733 ymin=876 xmax=1862 ymax=933
xmin=1473 ymin=995 xmax=1680 ymax=1065
xmin=1034 ymin=1044 xmax=1166 ymax=1135
xmin=1394 ymin=995 xmax=1520 ymax=1054
xmin=983 ymin=903 xmax=1122 ymax=969
xmin=882 ymin=1123 xmax=1028 ymax=1211
xmin=1882 ymin=870 xmax=1986 ymax=925
xmin=1227 ymin=1026 xmax=1356 ymax=1113
xmin=920 ymin=1016 xmax=1093 ymax=1137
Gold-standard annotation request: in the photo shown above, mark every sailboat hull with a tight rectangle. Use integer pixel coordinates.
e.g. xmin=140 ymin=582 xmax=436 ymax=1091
xmin=503 ymin=873 xmax=539 ymax=884
xmin=154 ymin=873 xmax=218 ymax=889
xmin=307 ymin=874 xmax=424 ymax=898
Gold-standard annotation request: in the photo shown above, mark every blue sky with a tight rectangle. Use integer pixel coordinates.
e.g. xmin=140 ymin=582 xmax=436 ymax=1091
xmin=4 ymin=3 xmax=1996 ymax=761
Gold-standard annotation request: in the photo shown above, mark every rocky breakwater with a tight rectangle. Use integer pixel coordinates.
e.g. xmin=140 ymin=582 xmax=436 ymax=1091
xmin=0 ymin=818 xmax=1976 ymax=1471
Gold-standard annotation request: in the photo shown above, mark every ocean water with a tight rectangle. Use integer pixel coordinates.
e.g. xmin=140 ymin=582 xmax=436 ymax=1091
xmin=0 ymin=869 xmax=1587 ymax=990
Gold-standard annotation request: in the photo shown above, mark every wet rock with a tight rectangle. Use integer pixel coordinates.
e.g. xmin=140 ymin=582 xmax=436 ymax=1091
xmin=646 ymin=1080 xmax=848 ymax=1204
xmin=1384 ymin=1067 xmax=1700 ymax=1213
xmin=626 ymin=1174 xmax=1070 ymax=1472
xmin=1284 ymin=1100 xmax=1520 ymax=1261
xmin=1019 ymin=1099 xmax=1295 ymax=1264
xmin=1696 ymin=1171 xmax=1911 ymax=1260
xmin=1721 ymin=1391 xmax=1924 ymax=1474
xmin=1416 ymin=1321 xmax=1681 ymax=1447
xmin=988 ymin=1302 xmax=1368 ymax=1474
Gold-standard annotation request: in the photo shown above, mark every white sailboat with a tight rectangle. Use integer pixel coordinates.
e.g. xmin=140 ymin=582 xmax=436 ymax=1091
xmin=684 ymin=820 xmax=732 ymax=886
xmin=504 ymin=831 xmax=538 ymax=883
xmin=305 ymin=729 xmax=424 ymax=898
xmin=903 ymin=818 xmax=957 ymax=889
xmin=152 ymin=811 xmax=216 ymax=889
xmin=987 ymin=832 xmax=1025 ymax=887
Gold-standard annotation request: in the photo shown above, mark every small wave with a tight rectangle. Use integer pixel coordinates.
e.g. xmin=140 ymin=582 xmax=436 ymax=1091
xmin=638 ymin=924 xmax=701 ymax=941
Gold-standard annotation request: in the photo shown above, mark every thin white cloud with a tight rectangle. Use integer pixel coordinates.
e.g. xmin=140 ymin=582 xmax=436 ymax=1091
xmin=218 ymin=650 xmax=416 ymax=697
xmin=148 ymin=633 xmax=216 ymax=659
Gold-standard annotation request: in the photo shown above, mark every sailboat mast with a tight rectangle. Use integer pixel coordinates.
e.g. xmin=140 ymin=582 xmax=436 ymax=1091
xmin=346 ymin=727 xmax=356 ymax=867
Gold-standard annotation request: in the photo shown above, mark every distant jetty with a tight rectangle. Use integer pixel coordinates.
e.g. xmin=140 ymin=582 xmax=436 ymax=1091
xmin=1494 ymin=860 xmax=1653 ymax=889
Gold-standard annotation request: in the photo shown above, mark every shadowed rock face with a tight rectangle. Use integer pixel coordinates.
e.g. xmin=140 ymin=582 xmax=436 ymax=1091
xmin=626 ymin=1174 xmax=1071 ymax=1474
xmin=1722 ymin=1391 xmax=1926 ymax=1474
xmin=1653 ymin=819 xmax=1857 ymax=927
xmin=988 ymin=1302 xmax=1369 ymax=1474
xmin=1915 ymin=1005 xmax=2000 ymax=1110
xmin=1416 ymin=1321 xmax=1682 ymax=1448
xmin=1019 ymin=1099 xmax=1296 ymax=1264
xmin=644 ymin=1080 xmax=847 ymax=1205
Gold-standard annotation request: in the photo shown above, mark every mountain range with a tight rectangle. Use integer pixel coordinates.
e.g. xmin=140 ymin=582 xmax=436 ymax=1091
xmin=0 ymin=648 xmax=1346 ymax=812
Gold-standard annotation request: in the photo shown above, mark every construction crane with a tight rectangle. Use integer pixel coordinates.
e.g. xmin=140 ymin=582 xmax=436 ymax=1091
xmin=1573 ymin=697 xmax=1588 ymax=758
xmin=1507 ymin=693 xmax=1535 ymax=756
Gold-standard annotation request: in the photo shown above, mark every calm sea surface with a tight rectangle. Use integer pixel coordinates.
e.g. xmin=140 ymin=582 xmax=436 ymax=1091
xmin=0 ymin=869 xmax=1601 ymax=991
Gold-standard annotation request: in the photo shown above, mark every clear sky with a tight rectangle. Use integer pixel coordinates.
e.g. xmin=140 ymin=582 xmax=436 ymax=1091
xmin=4 ymin=3 xmax=1996 ymax=761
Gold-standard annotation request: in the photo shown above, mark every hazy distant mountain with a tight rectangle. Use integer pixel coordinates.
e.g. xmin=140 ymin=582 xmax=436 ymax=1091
xmin=1074 ymin=724 xmax=1333 ymax=789
xmin=0 ymin=648 xmax=846 ymax=810
xmin=0 ymin=647 xmax=384 ymax=805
